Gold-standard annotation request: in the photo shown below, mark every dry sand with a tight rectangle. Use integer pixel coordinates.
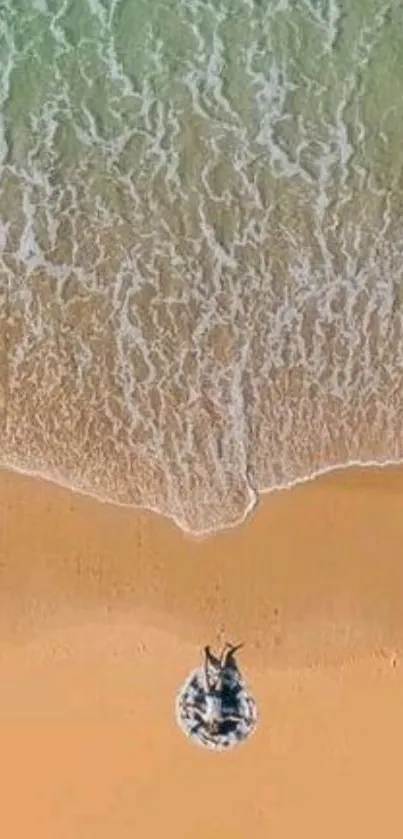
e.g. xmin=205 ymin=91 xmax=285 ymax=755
xmin=1 ymin=466 xmax=403 ymax=837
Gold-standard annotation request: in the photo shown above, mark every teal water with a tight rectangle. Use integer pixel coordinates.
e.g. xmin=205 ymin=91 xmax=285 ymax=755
xmin=1 ymin=0 xmax=403 ymax=533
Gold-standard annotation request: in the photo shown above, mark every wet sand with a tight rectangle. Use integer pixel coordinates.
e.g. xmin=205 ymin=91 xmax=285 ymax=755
xmin=1 ymin=465 xmax=403 ymax=837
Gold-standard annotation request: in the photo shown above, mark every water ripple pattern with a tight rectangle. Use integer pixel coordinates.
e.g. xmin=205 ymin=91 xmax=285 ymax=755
xmin=1 ymin=0 xmax=403 ymax=532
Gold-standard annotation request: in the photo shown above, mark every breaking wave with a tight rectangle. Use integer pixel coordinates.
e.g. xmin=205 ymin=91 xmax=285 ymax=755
xmin=1 ymin=0 xmax=403 ymax=532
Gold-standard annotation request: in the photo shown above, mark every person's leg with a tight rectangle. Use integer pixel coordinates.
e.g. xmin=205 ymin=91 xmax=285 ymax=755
xmin=223 ymin=643 xmax=244 ymax=669
xmin=204 ymin=645 xmax=222 ymax=669
xmin=204 ymin=646 xmax=221 ymax=691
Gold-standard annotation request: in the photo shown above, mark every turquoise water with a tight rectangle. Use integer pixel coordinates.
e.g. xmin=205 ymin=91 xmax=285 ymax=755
xmin=1 ymin=0 xmax=403 ymax=532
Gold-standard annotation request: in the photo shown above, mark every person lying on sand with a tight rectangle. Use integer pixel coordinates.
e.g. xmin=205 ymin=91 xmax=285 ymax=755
xmin=175 ymin=641 xmax=258 ymax=749
xmin=200 ymin=643 xmax=244 ymax=736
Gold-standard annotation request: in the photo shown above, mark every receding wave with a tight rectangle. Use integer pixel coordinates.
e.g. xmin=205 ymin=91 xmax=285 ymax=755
xmin=1 ymin=0 xmax=403 ymax=533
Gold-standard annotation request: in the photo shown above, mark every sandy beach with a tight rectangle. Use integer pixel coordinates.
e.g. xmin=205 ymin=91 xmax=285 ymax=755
xmin=1 ymin=466 xmax=403 ymax=837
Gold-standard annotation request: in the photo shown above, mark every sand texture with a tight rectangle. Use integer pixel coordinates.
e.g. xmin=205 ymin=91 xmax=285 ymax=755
xmin=1 ymin=466 xmax=403 ymax=837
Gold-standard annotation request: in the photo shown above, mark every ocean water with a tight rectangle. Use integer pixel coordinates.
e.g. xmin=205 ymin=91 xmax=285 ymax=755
xmin=1 ymin=0 xmax=403 ymax=533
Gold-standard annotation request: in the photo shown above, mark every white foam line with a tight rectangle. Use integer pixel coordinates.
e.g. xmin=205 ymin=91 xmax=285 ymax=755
xmin=1 ymin=454 xmax=403 ymax=539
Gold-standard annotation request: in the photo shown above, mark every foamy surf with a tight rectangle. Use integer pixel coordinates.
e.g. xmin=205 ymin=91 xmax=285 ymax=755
xmin=1 ymin=0 xmax=403 ymax=533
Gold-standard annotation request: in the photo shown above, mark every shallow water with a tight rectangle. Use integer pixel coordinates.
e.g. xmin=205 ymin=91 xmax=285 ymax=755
xmin=1 ymin=0 xmax=403 ymax=533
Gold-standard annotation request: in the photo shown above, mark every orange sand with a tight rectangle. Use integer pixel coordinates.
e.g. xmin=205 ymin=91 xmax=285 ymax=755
xmin=1 ymin=466 xmax=403 ymax=837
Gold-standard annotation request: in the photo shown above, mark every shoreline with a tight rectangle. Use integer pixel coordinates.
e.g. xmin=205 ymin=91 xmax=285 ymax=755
xmin=1 ymin=462 xmax=403 ymax=665
xmin=2 ymin=451 xmax=403 ymax=537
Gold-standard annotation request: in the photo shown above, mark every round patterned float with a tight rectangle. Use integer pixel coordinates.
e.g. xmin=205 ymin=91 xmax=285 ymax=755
xmin=175 ymin=658 xmax=258 ymax=751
